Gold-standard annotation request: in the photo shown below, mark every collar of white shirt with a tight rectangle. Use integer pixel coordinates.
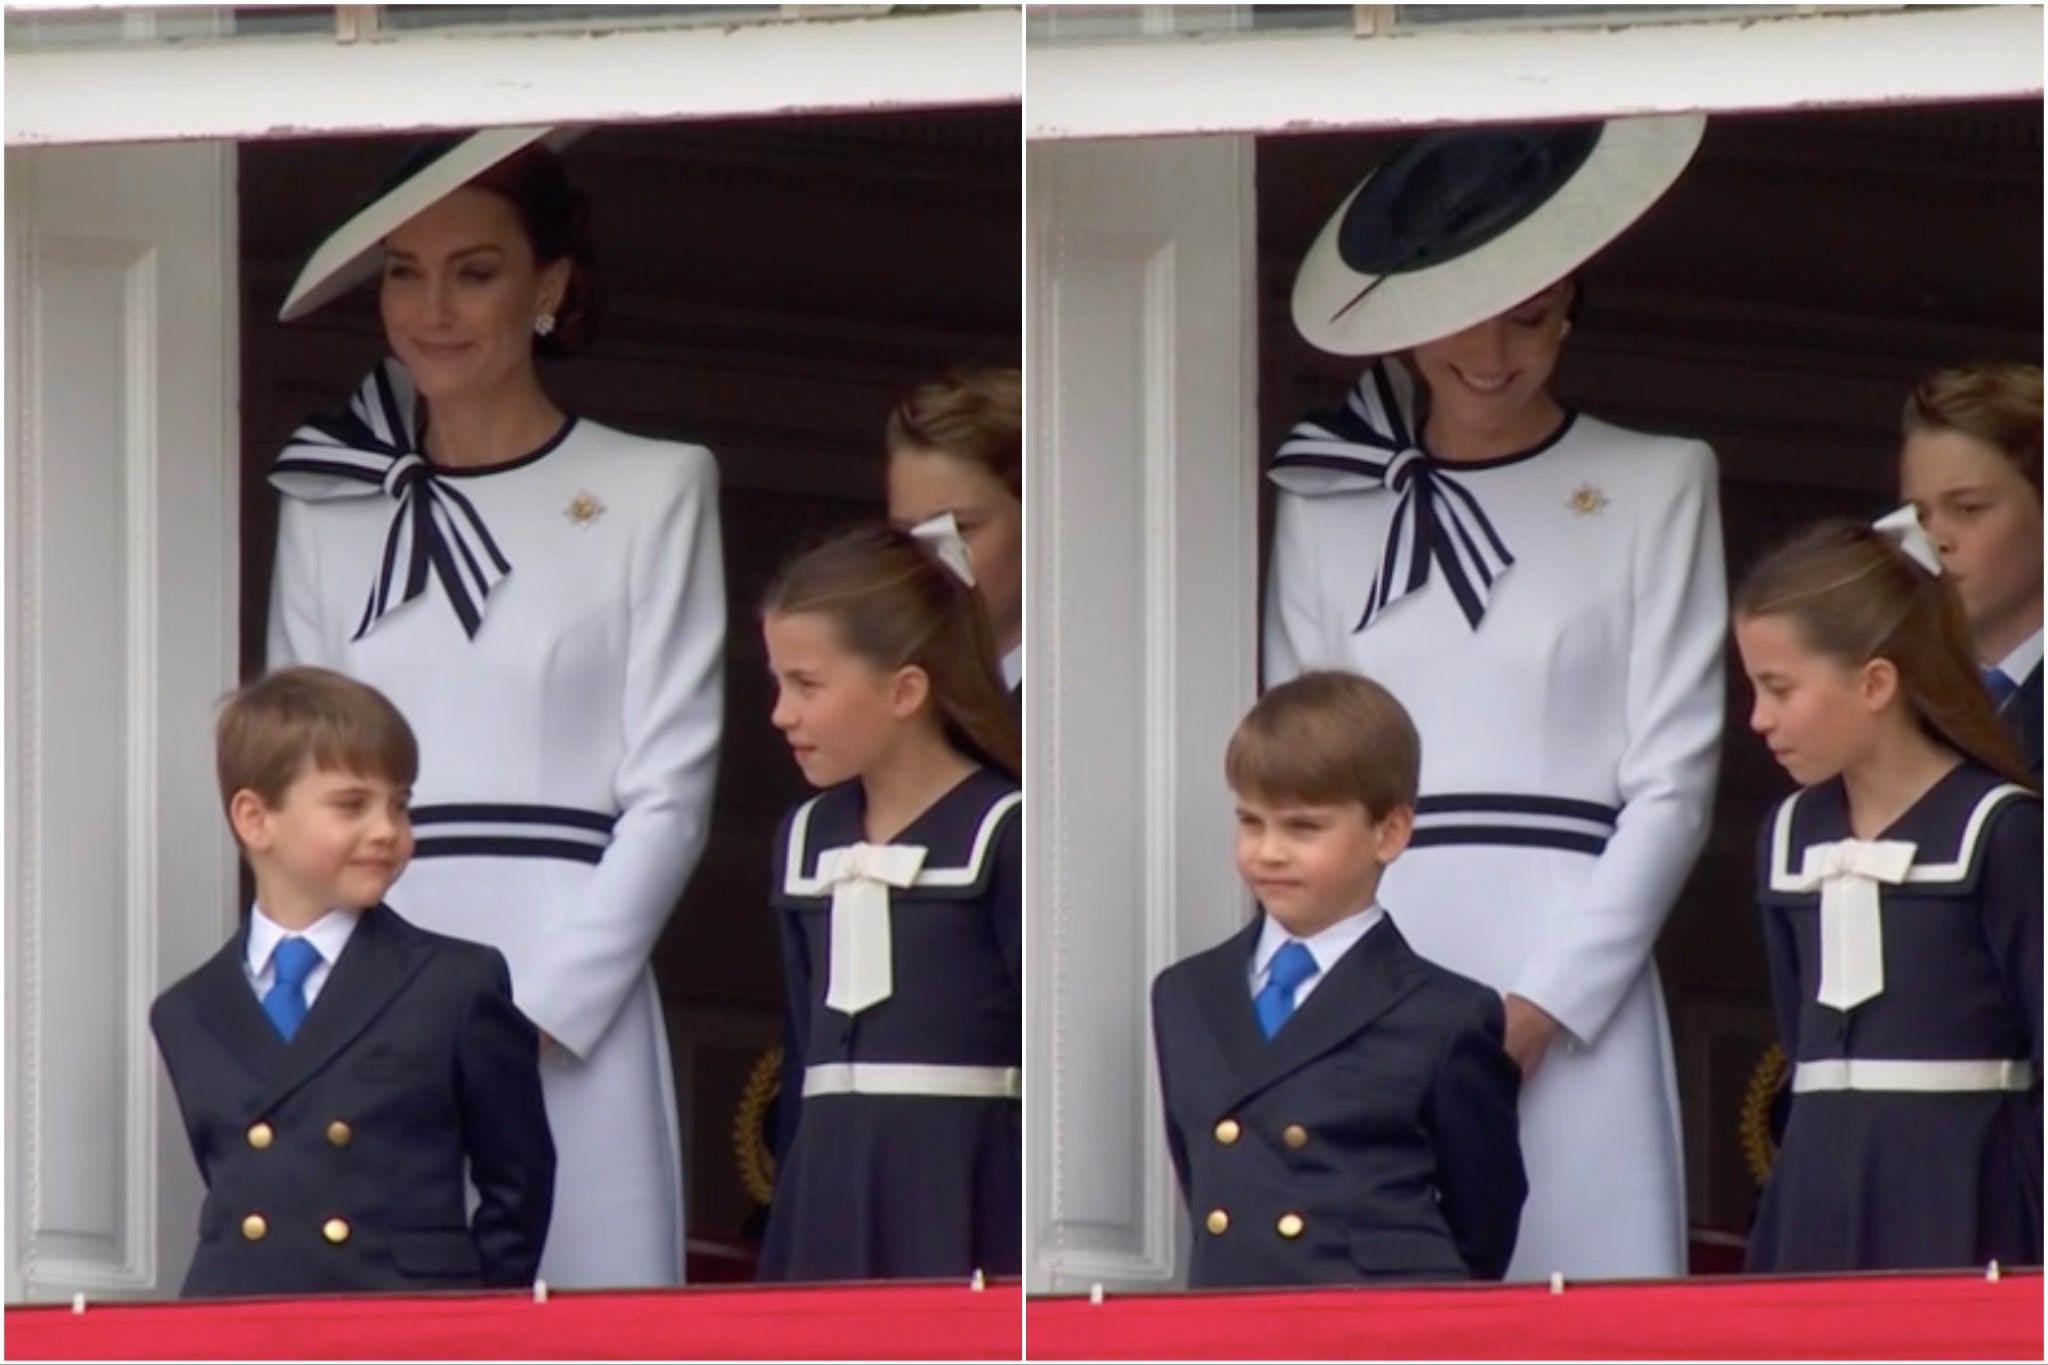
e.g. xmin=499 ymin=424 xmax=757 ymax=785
xmin=245 ymin=903 xmax=362 ymax=982
xmin=1249 ymin=903 xmax=1386 ymax=993
xmin=1994 ymin=627 xmax=2043 ymax=689
xmin=1001 ymin=646 xmax=1024 ymax=691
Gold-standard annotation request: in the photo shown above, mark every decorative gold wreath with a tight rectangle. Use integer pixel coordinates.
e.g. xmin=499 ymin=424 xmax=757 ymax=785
xmin=734 ymin=1046 xmax=782 ymax=1208
xmin=1739 ymin=1042 xmax=1789 ymax=1187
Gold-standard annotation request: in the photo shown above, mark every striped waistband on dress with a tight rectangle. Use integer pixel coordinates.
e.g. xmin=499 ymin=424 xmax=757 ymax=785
xmin=408 ymin=803 xmax=617 ymax=865
xmin=1409 ymin=793 xmax=1621 ymax=857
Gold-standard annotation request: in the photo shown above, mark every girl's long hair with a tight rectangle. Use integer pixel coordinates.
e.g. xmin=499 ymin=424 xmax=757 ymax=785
xmin=764 ymin=524 xmax=1020 ymax=781
xmin=1734 ymin=518 xmax=2032 ymax=790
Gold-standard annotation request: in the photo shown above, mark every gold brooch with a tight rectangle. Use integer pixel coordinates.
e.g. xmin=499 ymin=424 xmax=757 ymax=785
xmin=1566 ymin=483 xmax=1608 ymax=517
xmin=563 ymin=491 xmax=606 ymax=527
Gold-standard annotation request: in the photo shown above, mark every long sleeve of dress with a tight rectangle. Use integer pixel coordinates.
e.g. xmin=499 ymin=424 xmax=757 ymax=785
xmin=1977 ymin=796 xmax=2044 ymax=1074
xmin=517 ymin=450 xmax=726 ymax=1057
xmin=266 ymin=495 xmax=328 ymax=670
xmin=1512 ymin=442 xmax=1726 ymax=1045
xmin=1262 ymin=490 xmax=1325 ymax=690
xmin=994 ymin=804 xmax=1023 ymax=998
xmin=1755 ymin=804 xmax=1805 ymax=1059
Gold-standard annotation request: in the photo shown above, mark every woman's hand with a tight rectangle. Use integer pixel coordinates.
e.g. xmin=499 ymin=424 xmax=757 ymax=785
xmin=1502 ymin=993 xmax=1564 ymax=1081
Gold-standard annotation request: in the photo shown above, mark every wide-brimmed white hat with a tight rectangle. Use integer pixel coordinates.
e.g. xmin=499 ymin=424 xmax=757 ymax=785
xmin=279 ymin=124 xmax=586 ymax=322
xmin=1291 ymin=114 xmax=1706 ymax=357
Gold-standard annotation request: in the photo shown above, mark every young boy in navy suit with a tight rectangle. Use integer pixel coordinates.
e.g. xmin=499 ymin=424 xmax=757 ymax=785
xmin=151 ymin=667 xmax=555 ymax=1298
xmin=1152 ymin=670 xmax=1526 ymax=1289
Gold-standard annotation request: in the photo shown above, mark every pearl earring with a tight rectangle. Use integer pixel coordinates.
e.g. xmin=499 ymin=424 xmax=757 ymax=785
xmin=1560 ymin=320 xmax=1574 ymax=338
xmin=533 ymin=312 xmax=557 ymax=338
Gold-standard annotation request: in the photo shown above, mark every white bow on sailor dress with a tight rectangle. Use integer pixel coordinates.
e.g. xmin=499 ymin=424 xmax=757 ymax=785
xmin=1785 ymin=838 xmax=1917 ymax=1012
xmin=818 ymin=841 xmax=928 ymax=1017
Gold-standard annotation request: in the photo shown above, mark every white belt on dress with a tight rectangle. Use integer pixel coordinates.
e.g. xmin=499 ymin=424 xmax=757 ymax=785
xmin=801 ymin=1063 xmax=1021 ymax=1100
xmin=1792 ymin=1059 xmax=2034 ymax=1093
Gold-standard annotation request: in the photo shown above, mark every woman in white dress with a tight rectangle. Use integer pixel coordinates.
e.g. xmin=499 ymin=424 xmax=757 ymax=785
xmin=1266 ymin=116 xmax=1723 ymax=1280
xmin=266 ymin=127 xmax=724 ymax=1287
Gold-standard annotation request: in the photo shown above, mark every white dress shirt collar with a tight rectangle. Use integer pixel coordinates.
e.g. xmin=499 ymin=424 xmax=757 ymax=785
xmin=246 ymin=903 xmax=361 ymax=979
xmin=1251 ymin=902 xmax=1386 ymax=990
xmin=1994 ymin=627 xmax=2043 ymax=688
xmin=1000 ymin=645 xmax=1024 ymax=691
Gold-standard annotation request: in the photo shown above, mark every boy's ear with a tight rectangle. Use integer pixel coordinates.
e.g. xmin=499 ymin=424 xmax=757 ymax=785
xmin=227 ymin=788 xmax=273 ymax=852
xmin=1374 ymin=803 xmax=1415 ymax=864
xmin=889 ymin=664 xmax=933 ymax=720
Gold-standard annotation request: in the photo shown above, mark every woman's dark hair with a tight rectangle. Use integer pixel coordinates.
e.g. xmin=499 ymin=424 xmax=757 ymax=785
xmin=470 ymin=145 xmax=605 ymax=359
xmin=1734 ymin=518 xmax=2032 ymax=790
xmin=763 ymin=525 xmax=1021 ymax=781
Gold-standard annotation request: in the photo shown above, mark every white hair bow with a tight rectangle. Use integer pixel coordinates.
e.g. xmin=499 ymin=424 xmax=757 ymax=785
xmin=1873 ymin=504 xmax=1943 ymax=576
xmin=910 ymin=512 xmax=977 ymax=588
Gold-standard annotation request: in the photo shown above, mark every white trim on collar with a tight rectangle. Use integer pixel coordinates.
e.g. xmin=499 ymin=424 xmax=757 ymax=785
xmin=782 ymin=789 xmax=1022 ymax=899
xmin=1768 ymin=782 xmax=2033 ymax=891
xmin=1995 ymin=627 xmax=2043 ymax=687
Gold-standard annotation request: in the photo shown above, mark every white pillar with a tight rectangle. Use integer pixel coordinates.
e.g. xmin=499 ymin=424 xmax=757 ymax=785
xmin=1025 ymin=134 xmax=1261 ymax=1293
xmin=5 ymin=140 xmax=240 ymax=1301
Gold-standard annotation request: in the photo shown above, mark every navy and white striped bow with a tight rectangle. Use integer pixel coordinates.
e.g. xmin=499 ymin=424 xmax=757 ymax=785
xmin=270 ymin=360 xmax=512 ymax=641
xmin=1269 ymin=360 xmax=1514 ymax=633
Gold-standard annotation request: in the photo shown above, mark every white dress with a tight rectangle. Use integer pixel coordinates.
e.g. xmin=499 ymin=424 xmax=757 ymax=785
xmin=1264 ymin=360 xmax=1724 ymax=1280
xmin=267 ymin=363 xmax=725 ymax=1287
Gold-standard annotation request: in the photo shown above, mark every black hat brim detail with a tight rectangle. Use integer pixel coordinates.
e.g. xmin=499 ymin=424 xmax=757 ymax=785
xmin=1292 ymin=114 xmax=1705 ymax=357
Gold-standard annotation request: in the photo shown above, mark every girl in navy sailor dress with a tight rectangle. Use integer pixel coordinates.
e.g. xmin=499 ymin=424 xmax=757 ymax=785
xmin=1735 ymin=516 xmax=2042 ymax=1272
xmin=756 ymin=524 xmax=1022 ymax=1282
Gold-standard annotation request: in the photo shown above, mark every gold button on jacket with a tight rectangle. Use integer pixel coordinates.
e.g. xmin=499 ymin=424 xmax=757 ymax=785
xmin=326 ymin=1120 xmax=353 ymax=1148
xmin=245 ymin=1122 xmax=274 ymax=1150
xmin=1276 ymin=1212 xmax=1305 ymax=1239
xmin=240 ymin=1214 xmax=267 ymax=1241
xmin=322 ymin=1218 xmax=351 ymax=1245
xmin=1204 ymin=1208 xmax=1230 ymax=1235
xmin=1282 ymin=1124 xmax=1309 ymax=1150
xmin=1212 ymin=1118 xmax=1241 ymax=1145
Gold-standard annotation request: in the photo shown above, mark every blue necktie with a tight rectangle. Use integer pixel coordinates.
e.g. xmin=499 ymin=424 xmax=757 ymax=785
xmin=1254 ymin=941 xmax=1320 ymax=1040
xmin=1983 ymin=666 xmax=2018 ymax=709
xmin=262 ymin=937 xmax=322 ymax=1042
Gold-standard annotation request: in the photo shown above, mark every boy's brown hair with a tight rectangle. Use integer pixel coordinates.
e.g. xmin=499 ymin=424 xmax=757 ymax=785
xmin=885 ymin=365 xmax=1022 ymax=499
xmin=217 ymin=667 xmax=419 ymax=818
xmin=1902 ymin=361 xmax=2043 ymax=497
xmin=1225 ymin=670 xmax=1421 ymax=818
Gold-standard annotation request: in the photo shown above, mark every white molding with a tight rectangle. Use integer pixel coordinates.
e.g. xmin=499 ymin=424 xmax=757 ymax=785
xmin=1026 ymin=134 xmax=1259 ymax=1295
xmin=12 ymin=151 xmax=53 ymax=1306
xmin=19 ymin=233 xmax=161 ymax=1293
xmin=9 ymin=139 xmax=239 ymax=1303
xmin=121 ymin=240 xmax=163 ymax=1295
xmin=5 ymin=7 xmax=1022 ymax=147
xmin=2 ymin=149 xmax=25 ymax=1307
xmin=1026 ymin=5 xmax=2042 ymax=142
